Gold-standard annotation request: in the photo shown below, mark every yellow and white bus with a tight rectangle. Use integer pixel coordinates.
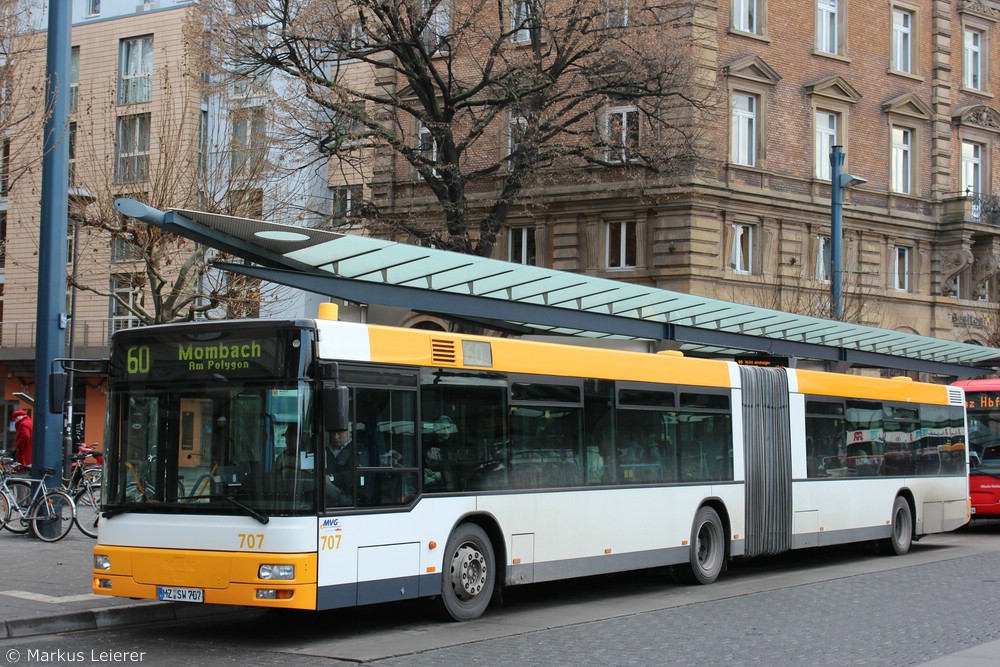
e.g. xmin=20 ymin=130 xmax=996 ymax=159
xmin=93 ymin=310 xmax=970 ymax=620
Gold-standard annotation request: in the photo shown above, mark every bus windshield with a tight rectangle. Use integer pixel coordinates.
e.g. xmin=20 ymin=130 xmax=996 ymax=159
xmin=103 ymin=323 xmax=317 ymax=516
xmin=107 ymin=382 xmax=315 ymax=515
xmin=968 ymin=406 xmax=1000 ymax=477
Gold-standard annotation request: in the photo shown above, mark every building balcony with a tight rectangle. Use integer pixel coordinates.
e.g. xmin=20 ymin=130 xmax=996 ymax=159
xmin=0 ymin=317 xmax=117 ymax=362
xmin=942 ymin=192 xmax=1000 ymax=227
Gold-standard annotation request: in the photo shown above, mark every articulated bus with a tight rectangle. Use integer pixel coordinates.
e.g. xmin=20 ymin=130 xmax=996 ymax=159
xmin=952 ymin=379 xmax=1000 ymax=518
xmin=93 ymin=310 xmax=970 ymax=621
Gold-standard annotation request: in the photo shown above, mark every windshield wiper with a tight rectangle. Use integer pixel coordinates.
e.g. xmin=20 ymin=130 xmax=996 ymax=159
xmin=226 ymin=495 xmax=269 ymax=525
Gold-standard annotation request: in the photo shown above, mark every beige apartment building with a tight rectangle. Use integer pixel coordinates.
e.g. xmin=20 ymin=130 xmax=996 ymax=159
xmin=4 ymin=0 xmax=1000 ymax=448
xmin=0 ymin=1 xmax=202 ymax=448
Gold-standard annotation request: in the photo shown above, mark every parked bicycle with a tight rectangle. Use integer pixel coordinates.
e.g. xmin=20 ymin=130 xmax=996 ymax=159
xmin=63 ymin=444 xmax=102 ymax=538
xmin=0 ymin=467 xmax=75 ymax=542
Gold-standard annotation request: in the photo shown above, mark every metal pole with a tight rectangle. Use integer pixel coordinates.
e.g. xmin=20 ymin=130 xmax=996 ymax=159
xmin=63 ymin=212 xmax=81 ymax=475
xmin=830 ymin=145 xmax=844 ymax=321
xmin=34 ymin=4 xmax=72 ymax=483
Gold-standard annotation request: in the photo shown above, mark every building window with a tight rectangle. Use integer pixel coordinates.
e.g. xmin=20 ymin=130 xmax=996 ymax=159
xmin=964 ymin=28 xmax=984 ymax=91
xmin=511 ymin=0 xmax=536 ymax=42
xmin=111 ymin=236 xmax=142 ymax=263
xmin=0 ymin=138 xmax=8 ymax=197
xmin=197 ymin=108 xmax=208 ymax=181
xmin=604 ymin=106 xmax=639 ymax=163
xmin=509 ymin=227 xmax=536 ymax=265
xmin=607 ymin=221 xmax=636 ymax=269
xmin=228 ymin=188 xmax=264 ymax=218
xmin=68 ymin=122 xmax=76 ymax=187
xmin=114 ymin=114 xmax=150 ymax=184
xmin=962 ymin=140 xmax=983 ymax=196
xmin=817 ymin=235 xmax=831 ymax=283
xmin=423 ymin=0 xmax=451 ymax=53
xmin=891 ymin=8 xmax=913 ymax=74
xmin=418 ymin=124 xmax=438 ymax=177
xmin=508 ymin=113 xmax=527 ymax=159
xmin=816 ymin=0 xmax=840 ymax=55
xmin=70 ymin=47 xmax=79 ymax=114
xmin=890 ymin=126 xmax=911 ymax=194
xmin=231 ymin=106 xmax=266 ymax=175
xmin=118 ymin=36 xmax=153 ymax=106
xmin=732 ymin=223 xmax=754 ymax=274
xmin=730 ymin=93 xmax=757 ymax=167
xmin=814 ymin=110 xmax=838 ymax=180
xmin=893 ymin=246 xmax=909 ymax=292
xmin=110 ymin=274 xmax=140 ymax=333
xmin=88 ymin=0 xmax=100 ymax=16
xmin=331 ymin=185 xmax=362 ymax=222
xmin=0 ymin=211 xmax=6 ymax=269
xmin=732 ymin=0 xmax=760 ymax=35
xmin=606 ymin=0 xmax=629 ymax=28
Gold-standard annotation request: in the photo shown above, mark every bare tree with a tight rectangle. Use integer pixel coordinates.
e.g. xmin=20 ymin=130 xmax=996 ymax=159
xmin=202 ymin=0 xmax=712 ymax=256
xmin=67 ymin=35 xmax=318 ymax=326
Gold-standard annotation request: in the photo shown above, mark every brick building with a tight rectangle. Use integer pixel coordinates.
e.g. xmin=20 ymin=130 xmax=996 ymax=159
xmin=389 ymin=0 xmax=997 ymax=356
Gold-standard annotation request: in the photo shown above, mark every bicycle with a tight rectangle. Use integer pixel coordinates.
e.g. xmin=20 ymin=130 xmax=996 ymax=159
xmin=0 ymin=468 xmax=75 ymax=542
xmin=63 ymin=445 xmax=102 ymax=538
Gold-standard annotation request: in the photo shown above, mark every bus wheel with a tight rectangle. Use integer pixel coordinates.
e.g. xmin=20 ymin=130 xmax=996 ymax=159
xmin=439 ymin=523 xmax=495 ymax=622
xmin=684 ymin=506 xmax=726 ymax=585
xmin=879 ymin=496 xmax=913 ymax=556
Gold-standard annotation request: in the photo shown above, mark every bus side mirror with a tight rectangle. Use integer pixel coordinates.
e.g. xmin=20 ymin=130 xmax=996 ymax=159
xmin=323 ymin=386 xmax=349 ymax=432
xmin=48 ymin=372 xmax=67 ymax=414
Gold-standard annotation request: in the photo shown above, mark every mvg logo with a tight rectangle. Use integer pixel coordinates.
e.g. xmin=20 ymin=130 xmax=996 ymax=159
xmin=321 ymin=518 xmax=341 ymax=529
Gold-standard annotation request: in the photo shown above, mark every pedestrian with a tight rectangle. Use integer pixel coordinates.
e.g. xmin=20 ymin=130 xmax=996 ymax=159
xmin=12 ymin=409 xmax=32 ymax=467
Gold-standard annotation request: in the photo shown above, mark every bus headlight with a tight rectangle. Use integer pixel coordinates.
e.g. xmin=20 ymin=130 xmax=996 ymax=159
xmin=258 ymin=564 xmax=294 ymax=580
xmin=94 ymin=555 xmax=111 ymax=571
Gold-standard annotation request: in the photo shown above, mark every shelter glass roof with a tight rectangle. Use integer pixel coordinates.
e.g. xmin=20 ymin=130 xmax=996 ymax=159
xmin=117 ymin=201 xmax=1000 ymax=374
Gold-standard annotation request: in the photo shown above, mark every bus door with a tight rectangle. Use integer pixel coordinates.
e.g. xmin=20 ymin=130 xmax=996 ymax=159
xmin=739 ymin=365 xmax=792 ymax=558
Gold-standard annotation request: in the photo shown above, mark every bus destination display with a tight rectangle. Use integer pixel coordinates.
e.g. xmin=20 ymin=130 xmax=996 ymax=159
xmin=113 ymin=329 xmax=303 ymax=382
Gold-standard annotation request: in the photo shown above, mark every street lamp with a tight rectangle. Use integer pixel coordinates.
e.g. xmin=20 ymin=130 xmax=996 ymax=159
xmin=64 ymin=187 xmax=95 ymax=473
xmin=830 ymin=145 xmax=867 ymax=321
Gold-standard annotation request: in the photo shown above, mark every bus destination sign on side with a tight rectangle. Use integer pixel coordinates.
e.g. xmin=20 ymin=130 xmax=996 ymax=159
xmin=735 ymin=355 xmax=790 ymax=368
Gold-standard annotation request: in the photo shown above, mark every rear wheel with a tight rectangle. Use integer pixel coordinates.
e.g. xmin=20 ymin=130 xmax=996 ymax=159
xmin=683 ymin=506 xmax=726 ymax=585
xmin=29 ymin=490 xmax=74 ymax=543
xmin=439 ymin=523 xmax=495 ymax=621
xmin=3 ymin=480 xmax=32 ymax=534
xmin=878 ymin=496 xmax=913 ymax=556
xmin=73 ymin=485 xmax=101 ymax=538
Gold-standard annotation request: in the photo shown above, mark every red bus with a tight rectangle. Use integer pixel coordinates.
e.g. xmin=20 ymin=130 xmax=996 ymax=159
xmin=953 ymin=379 xmax=1000 ymax=518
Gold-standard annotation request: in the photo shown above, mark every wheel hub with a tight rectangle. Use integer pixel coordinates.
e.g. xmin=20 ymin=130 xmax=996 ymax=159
xmin=450 ymin=544 xmax=488 ymax=601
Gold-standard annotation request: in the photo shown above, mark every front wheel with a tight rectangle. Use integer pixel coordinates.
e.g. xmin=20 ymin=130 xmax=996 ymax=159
xmin=73 ymin=485 xmax=101 ymax=538
xmin=29 ymin=490 xmax=74 ymax=543
xmin=683 ymin=506 xmax=726 ymax=585
xmin=878 ymin=496 xmax=913 ymax=556
xmin=438 ymin=523 xmax=495 ymax=622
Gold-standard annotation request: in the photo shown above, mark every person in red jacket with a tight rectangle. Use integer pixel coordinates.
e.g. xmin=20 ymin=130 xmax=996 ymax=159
xmin=12 ymin=409 xmax=32 ymax=467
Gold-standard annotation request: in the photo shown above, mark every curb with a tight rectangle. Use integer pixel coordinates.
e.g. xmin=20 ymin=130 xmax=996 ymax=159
xmin=0 ymin=602 xmax=256 ymax=640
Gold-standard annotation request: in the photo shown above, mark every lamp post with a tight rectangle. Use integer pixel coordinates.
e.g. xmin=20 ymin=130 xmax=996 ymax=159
xmin=63 ymin=187 xmax=95 ymax=474
xmin=829 ymin=146 xmax=868 ymax=321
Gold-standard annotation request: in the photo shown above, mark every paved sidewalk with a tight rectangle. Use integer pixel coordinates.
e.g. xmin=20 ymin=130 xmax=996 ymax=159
xmin=0 ymin=526 xmax=244 ymax=640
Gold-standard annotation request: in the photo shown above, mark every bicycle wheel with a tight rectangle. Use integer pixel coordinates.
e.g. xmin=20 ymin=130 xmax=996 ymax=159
xmin=0 ymin=488 xmax=10 ymax=530
xmin=3 ymin=479 xmax=32 ymax=534
xmin=73 ymin=484 xmax=101 ymax=538
xmin=29 ymin=490 xmax=74 ymax=542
